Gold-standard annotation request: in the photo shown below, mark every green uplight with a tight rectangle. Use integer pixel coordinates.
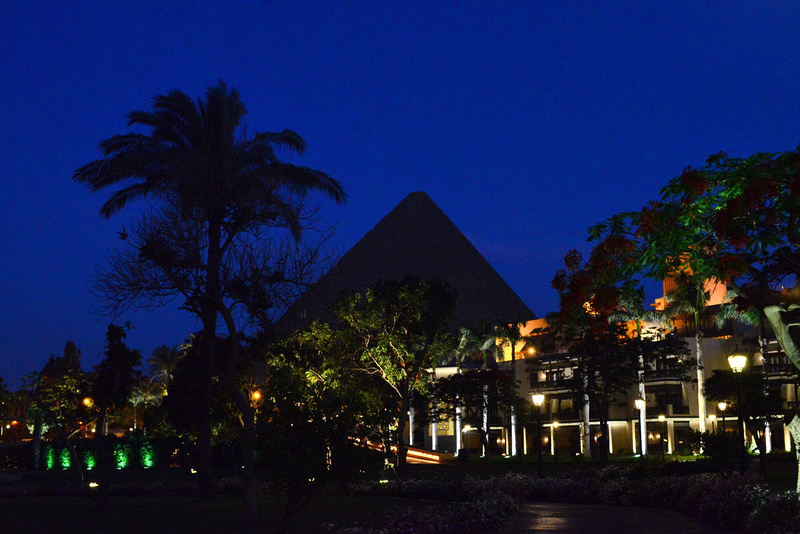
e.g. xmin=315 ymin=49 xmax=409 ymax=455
xmin=83 ymin=449 xmax=97 ymax=470
xmin=59 ymin=448 xmax=71 ymax=470
xmin=113 ymin=443 xmax=131 ymax=470
xmin=140 ymin=441 xmax=155 ymax=469
xmin=45 ymin=447 xmax=55 ymax=470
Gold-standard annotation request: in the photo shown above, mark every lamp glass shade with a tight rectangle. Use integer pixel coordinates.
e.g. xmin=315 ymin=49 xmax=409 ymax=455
xmin=634 ymin=398 xmax=645 ymax=410
xmin=728 ymin=354 xmax=747 ymax=373
xmin=532 ymin=393 xmax=545 ymax=407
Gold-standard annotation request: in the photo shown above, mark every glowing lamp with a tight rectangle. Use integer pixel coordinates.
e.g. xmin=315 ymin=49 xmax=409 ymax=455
xmin=728 ymin=354 xmax=747 ymax=373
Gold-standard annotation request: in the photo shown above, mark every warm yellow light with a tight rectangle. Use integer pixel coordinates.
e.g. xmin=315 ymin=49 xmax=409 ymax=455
xmin=552 ymin=421 xmax=559 ymax=428
xmin=658 ymin=414 xmax=666 ymax=422
xmin=89 ymin=482 xmax=99 ymax=488
xmin=83 ymin=397 xmax=92 ymax=407
xmin=709 ymin=415 xmax=716 ymax=422
xmin=718 ymin=402 xmax=727 ymax=411
xmin=728 ymin=354 xmax=747 ymax=373
xmin=252 ymin=390 xmax=262 ymax=401
xmin=634 ymin=398 xmax=645 ymax=410
xmin=531 ymin=393 xmax=545 ymax=407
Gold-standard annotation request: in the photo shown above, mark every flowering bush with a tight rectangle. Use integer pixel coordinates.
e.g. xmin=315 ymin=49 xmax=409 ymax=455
xmin=342 ymin=475 xmax=525 ymax=533
xmin=746 ymin=491 xmax=800 ymax=533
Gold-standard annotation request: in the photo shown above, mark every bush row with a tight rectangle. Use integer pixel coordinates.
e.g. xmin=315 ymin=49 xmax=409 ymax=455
xmin=342 ymin=466 xmax=800 ymax=533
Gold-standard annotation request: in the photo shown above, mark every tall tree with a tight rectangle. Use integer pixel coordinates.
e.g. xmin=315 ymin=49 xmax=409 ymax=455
xmin=73 ymin=81 xmax=345 ymax=519
xmin=494 ymin=319 xmax=526 ymax=458
xmin=433 ymin=368 xmax=520 ymax=464
xmin=662 ymin=272 xmax=713 ymax=434
xmin=609 ymin=285 xmax=663 ymax=456
xmin=147 ymin=344 xmax=182 ymax=396
xmin=29 ymin=341 xmax=89 ymax=487
xmin=588 ymin=145 xmax=800 ymax=486
xmin=89 ymin=324 xmax=142 ymax=512
xmin=335 ymin=277 xmax=457 ymax=474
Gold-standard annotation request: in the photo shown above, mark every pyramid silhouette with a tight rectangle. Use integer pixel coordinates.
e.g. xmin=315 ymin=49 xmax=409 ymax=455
xmin=280 ymin=191 xmax=534 ymax=331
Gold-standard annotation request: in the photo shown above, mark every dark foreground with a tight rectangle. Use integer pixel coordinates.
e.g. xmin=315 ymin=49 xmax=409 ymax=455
xmin=504 ymin=502 xmax=725 ymax=534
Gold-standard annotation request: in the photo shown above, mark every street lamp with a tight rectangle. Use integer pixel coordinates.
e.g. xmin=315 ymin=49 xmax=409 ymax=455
xmin=634 ymin=397 xmax=646 ymax=456
xmin=532 ymin=393 xmax=545 ymax=478
xmin=658 ymin=414 xmax=666 ymax=456
xmin=718 ymin=401 xmax=727 ymax=432
xmin=728 ymin=352 xmax=748 ymax=474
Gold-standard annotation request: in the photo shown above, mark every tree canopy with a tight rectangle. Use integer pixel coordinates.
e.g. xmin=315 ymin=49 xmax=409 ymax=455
xmin=589 ymin=145 xmax=800 ymax=369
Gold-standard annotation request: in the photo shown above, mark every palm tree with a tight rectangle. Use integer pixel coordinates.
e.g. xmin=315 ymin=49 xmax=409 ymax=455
xmin=609 ymin=284 xmax=664 ymax=456
xmin=129 ymin=375 xmax=163 ymax=430
xmin=495 ymin=318 xmax=527 ymax=458
xmin=73 ymin=81 xmax=346 ymax=520
xmin=663 ymin=272 xmax=713 ymax=434
xmin=147 ymin=344 xmax=182 ymax=396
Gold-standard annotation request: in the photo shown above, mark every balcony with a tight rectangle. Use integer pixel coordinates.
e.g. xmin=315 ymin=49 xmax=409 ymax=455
xmin=644 ymin=368 xmax=684 ymax=381
xmin=537 ymin=378 xmax=577 ymax=392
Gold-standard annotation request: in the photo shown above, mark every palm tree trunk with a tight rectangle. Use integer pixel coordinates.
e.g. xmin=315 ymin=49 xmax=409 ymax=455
xmin=695 ymin=312 xmax=707 ymax=434
xmin=197 ymin=219 xmax=223 ymax=502
xmin=197 ymin=327 xmax=215 ymax=501
xmin=219 ymin=323 xmax=259 ymax=523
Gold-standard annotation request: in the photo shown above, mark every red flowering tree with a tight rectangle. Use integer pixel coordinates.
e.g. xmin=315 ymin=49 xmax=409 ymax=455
xmin=589 ymin=145 xmax=800 ymax=488
xmin=590 ymin=146 xmax=800 ymax=370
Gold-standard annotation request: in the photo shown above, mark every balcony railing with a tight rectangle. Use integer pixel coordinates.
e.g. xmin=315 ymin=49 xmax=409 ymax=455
xmin=644 ymin=369 xmax=684 ymax=381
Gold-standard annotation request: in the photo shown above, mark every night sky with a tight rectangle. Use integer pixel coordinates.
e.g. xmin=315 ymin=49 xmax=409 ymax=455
xmin=2 ymin=2 xmax=799 ymax=388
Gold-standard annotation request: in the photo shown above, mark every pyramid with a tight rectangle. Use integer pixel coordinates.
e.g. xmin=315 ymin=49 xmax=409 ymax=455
xmin=279 ymin=191 xmax=534 ymax=331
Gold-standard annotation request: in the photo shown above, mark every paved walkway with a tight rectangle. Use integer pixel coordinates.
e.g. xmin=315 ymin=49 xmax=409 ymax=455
xmin=502 ymin=502 xmax=724 ymax=533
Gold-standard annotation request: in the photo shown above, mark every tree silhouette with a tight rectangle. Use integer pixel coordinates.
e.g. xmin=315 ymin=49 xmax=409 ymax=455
xmin=73 ymin=81 xmax=345 ymax=519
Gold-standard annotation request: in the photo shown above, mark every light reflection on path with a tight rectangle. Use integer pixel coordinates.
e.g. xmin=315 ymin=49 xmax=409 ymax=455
xmin=503 ymin=502 xmax=723 ymax=533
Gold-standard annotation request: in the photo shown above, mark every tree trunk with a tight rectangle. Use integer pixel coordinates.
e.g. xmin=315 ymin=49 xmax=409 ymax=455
xmin=478 ymin=427 xmax=491 ymax=465
xmin=787 ymin=415 xmax=800 ymax=495
xmin=747 ymin=420 xmax=767 ymax=476
xmin=695 ymin=316 xmax=707 ymax=434
xmin=93 ymin=410 xmax=111 ymax=513
xmin=225 ymin=382 xmax=258 ymax=521
xmin=197 ymin=315 xmax=216 ymax=502
xmin=396 ymin=393 xmax=409 ymax=476
xmin=59 ymin=424 xmax=84 ymax=490
xmin=32 ymin=412 xmax=43 ymax=470
xmin=197 ymin=220 xmax=223 ymax=502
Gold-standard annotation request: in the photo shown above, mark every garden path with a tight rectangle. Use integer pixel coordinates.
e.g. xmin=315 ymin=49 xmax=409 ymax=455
xmin=502 ymin=502 xmax=726 ymax=533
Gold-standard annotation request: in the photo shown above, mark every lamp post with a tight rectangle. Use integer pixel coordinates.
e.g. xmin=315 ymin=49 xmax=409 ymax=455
xmin=658 ymin=414 xmax=666 ymax=456
xmin=718 ymin=402 xmax=727 ymax=432
xmin=728 ymin=352 xmax=748 ymax=474
xmin=532 ymin=393 xmax=545 ymax=478
xmin=634 ymin=397 xmax=646 ymax=456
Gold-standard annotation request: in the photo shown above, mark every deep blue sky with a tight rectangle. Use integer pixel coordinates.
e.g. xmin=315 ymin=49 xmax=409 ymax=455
xmin=2 ymin=2 xmax=799 ymax=388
